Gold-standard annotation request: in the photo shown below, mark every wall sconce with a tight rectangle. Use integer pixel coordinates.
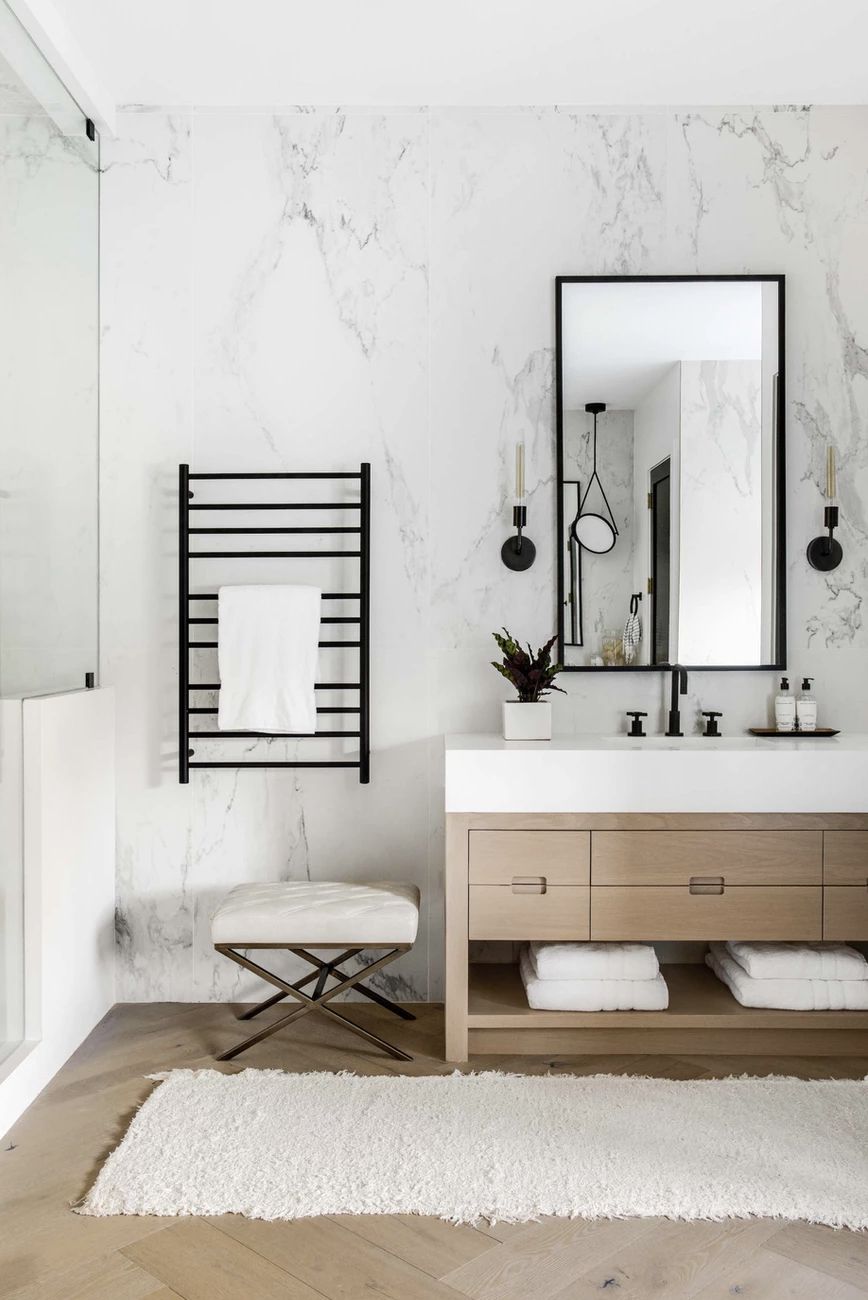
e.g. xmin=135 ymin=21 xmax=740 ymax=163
xmin=501 ymin=441 xmax=536 ymax=571
xmin=807 ymin=444 xmax=843 ymax=572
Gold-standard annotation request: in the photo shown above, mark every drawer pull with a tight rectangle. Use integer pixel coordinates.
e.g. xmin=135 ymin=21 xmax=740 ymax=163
xmin=689 ymin=878 xmax=725 ymax=895
xmin=511 ymin=877 xmax=547 ymax=894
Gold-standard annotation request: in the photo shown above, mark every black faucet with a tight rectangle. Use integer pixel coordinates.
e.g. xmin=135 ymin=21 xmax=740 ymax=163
xmin=666 ymin=665 xmax=688 ymax=736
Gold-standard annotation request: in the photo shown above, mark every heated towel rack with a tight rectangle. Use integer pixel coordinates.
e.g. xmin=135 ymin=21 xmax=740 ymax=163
xmin=178 ymin=463 xmax=370 ymax=785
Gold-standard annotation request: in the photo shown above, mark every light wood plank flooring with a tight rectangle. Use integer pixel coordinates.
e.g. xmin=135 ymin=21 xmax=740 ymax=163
xmin=1 ymin=1001 xmax=866 ymax=1299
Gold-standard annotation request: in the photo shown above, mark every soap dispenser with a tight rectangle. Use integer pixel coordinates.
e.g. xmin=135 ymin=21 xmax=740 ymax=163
xmin=774 ymin=677 xmax=795 ymax=733
xmin=797 ymin=678 xmax=817 ymax=732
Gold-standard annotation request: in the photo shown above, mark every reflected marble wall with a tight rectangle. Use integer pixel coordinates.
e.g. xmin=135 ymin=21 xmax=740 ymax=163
xmin=679 ymin=359 xmax=763 ymax=665
xmin=102 ymin=107 xmax=868 ymax=1000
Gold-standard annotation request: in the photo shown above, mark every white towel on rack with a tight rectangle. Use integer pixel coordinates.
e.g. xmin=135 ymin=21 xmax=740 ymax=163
xmin=706 ymin=943 xmax=868 ymax=1010
xmin=217 ymin=585 xmax=321 ymax=735
xmin=724 ymin=940 xmax=868 ymax=982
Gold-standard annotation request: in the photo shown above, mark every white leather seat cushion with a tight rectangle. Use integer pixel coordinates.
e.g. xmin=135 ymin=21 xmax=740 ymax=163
xmin=211 ymin=880 xmax=420 ymax=946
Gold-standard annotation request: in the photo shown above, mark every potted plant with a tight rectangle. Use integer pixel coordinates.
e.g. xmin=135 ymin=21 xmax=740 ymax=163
xmin=491 ymin=629 xmax=565 ymax=740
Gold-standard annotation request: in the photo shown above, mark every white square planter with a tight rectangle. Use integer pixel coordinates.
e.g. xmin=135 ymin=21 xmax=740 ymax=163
xmin=502 ymin=701 xmax=552 ymax=741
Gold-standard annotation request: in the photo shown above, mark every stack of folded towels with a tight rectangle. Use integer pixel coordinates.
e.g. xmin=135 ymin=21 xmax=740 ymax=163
xmin=520 ymin=941 xmax=669 ymax=1010
xmin=706 ymin=941 xmax=868 ymax=1009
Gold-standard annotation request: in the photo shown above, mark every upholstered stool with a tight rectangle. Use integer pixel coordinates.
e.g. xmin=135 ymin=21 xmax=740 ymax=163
xmin=212 ymin=880 xmax=420 ymax=1062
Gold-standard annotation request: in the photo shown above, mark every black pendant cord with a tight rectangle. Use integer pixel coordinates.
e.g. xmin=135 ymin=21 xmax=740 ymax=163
xmin=577 ymin=407 xmax=619 ymax=536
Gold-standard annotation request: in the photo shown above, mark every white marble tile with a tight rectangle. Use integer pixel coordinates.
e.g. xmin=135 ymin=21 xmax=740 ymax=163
xmin=101 ymin=106 xmax=868 ymax=1002
xmin=100 ymin=112 xmax=195 ymax=1000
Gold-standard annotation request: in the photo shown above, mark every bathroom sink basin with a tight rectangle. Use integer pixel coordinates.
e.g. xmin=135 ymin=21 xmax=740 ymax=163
xmin=445 ymin=732 xmax=868 ymax=814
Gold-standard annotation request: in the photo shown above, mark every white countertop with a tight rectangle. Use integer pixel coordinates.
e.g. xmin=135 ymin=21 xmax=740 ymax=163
xmin=444 ymin=732 xmax=868 ymax=813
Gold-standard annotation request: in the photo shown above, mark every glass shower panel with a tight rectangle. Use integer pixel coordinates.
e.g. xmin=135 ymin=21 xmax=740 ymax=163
xmin=0 ymin=4 xmax=99 ymax=697
xmin=0 ymin=2 xmax=99 ymax=1066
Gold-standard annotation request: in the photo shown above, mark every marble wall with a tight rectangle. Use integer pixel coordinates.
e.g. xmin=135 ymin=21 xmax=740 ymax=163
xmin=101 ymin=106 xmax=868 ymax=1001
xmin=679 ymin=359 xmax=764 ymax=665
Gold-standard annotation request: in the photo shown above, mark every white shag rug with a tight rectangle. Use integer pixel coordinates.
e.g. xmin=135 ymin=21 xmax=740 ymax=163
xmin=79 ymin=1069 xmax=868 ymax=1229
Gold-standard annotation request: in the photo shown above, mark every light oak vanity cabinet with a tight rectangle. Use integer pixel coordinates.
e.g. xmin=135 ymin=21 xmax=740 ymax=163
xmin=445 ymin=813 xmax=868 ymax=1062
xmin=824 ymin=831 xmax=868 ymax=939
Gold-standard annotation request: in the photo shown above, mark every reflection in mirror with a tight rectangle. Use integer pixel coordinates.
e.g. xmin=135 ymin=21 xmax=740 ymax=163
xmin=557 ymin=277 xmax=784 ymax=670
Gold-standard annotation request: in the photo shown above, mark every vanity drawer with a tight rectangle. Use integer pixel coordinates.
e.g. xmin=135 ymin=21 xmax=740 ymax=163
xmin=824 ymin=832 xmax=868 ymax=886
xmin=591 ymin=831 xmax=822 ymax=887
xmin=591 ymin=886 xmax=822 ymax=941
xmin=469 ymin=885 xmax=590 ymax=940
xmin=824 ymin=886 xmax=868 ymax=940
xmin=469 ymin=830 xmax=590 ymax=886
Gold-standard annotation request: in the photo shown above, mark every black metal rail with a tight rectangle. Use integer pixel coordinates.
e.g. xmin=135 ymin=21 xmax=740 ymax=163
xmin=178 ymin=464 xmax=371 ymax=784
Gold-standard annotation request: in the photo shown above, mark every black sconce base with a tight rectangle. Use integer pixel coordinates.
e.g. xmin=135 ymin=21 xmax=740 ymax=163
xmin=806 ymin=535 xmax=843 ymax=572
xmin=807 ymin=504 xmax=843 ymax=572
xmin=501 ymin=534 xmax=536 ymax=571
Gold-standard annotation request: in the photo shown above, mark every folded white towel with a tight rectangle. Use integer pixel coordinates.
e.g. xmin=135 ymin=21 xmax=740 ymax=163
xmin=520 ymin=947 xmax=669 ymax=1011
xmin=217 ymin=584 xmax=321 ymax=734
xmin=529 ymin=940 xmax=659 ymax=982
xmin=707 ymin=944 xmax=868 ymax=1011
xmin=724 ymin=940 xmax=868 ymax=982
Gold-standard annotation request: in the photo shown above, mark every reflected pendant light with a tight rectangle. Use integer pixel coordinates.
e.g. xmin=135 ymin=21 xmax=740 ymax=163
xmin=572 ymin=402 xmax=619 ymax=554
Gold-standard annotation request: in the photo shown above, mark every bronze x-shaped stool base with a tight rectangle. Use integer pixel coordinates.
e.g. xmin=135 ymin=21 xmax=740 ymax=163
xmin=215 ymin=942 xmax=415 ymax=1062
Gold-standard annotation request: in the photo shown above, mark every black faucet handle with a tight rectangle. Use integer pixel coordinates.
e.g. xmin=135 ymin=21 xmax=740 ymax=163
xmin=626 ymin=711 xmax=648 ymax=737
xmin=702 ymin=710 xmax=723 ymax=737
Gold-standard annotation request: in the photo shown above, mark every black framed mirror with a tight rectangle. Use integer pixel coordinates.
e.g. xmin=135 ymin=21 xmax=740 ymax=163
xmin=555 ymin=275 xmax=786 ymax=672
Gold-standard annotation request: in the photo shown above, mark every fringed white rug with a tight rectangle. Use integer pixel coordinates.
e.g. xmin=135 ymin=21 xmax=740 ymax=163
xmin=79 ymin=1069 xmax=868 ymax=1228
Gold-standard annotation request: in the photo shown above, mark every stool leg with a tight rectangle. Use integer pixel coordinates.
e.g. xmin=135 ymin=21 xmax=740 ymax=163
xmin=294 ymin=949 xmax=416 ymax=1021
xmin=214 ymin=945 xmax=414 ymax=1062
xmin=217 ymin=1001 xmax=315 ymax=1062
xmin=238 ymin=948 xmax=360 ymax=1020
xmin=317 ymin=1003 xmax=412 ymax=1062
xmin=238 ymin=987 xmax=289 ymax=1021
xmin=352 ymin=980 xmax=416 ymax=1021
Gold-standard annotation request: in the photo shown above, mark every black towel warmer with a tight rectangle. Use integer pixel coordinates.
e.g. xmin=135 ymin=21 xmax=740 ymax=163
xmin=179 ymin=463 xmax=371 ymax=784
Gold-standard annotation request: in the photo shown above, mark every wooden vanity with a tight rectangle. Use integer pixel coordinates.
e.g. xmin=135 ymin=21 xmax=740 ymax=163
xmin=445 ymin=811 xmax=868 ymax=1061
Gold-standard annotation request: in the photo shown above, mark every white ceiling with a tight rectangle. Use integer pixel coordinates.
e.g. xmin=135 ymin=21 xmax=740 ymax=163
xmin=561 ymin=281 xmax=765 ymax=409
xmin=44 ymin=0 xmax=868 ymax=110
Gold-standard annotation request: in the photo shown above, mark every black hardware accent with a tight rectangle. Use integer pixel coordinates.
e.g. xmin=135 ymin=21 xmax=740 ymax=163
xmin=572 ymin=402 xmax=618 ymax=553
xmin=359 ymin=461 xmax=371 ymax=785
xmin=563 ymin=479 xmax=584 ymax=645
xmin=85 ymin=671 xmax=95 ymax=688
xmin=666 ymin=665 xmax=688 ymax=737
xmin=179 ymin=463 xmax=190 ymax=783
xmin=188 ymin=501 xmax=361 ymax=510
xmin=555 ymin=275 xmax=787 ymax=674
xmin=702 ymin=710 xmax=723 ymax=737
xmin=86 ymin=118 xmax=96 ymax=141
xmin=626 ymin=711 xmax=647 ymax=737
xmin=178 ymin=464 xmax=371 ymax=785
xmin=501 ymin=504 xmax=536 ymax=571
xmin=807 ymin=504 xmax=843 ymax=572
xmin=189 ymin=471 xmax=362 ymax=480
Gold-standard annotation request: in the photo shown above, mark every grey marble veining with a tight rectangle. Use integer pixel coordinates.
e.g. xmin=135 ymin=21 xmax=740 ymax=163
xmin=101 ymin=106 xmax=868 ymax=1001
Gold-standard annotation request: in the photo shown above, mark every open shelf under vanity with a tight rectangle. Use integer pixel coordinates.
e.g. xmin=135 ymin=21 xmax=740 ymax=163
xmin=466 ymin=961 xmax=868 ymax=1056
xmin=444 ymin=804 xmax=868 ymax=1061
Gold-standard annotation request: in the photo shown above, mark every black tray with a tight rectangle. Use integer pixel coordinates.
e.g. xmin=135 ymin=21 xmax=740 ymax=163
xmin=748 ymin=727 xmax=839 ymax=737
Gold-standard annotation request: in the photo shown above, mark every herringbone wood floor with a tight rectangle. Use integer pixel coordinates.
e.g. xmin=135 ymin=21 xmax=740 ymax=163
xmin=1 ymin=1001 xmax=867 ymax=1299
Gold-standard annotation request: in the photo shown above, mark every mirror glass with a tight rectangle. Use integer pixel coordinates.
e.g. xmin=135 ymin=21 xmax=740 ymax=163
xmin=557 ymin=277 xmax=783 ymax=669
